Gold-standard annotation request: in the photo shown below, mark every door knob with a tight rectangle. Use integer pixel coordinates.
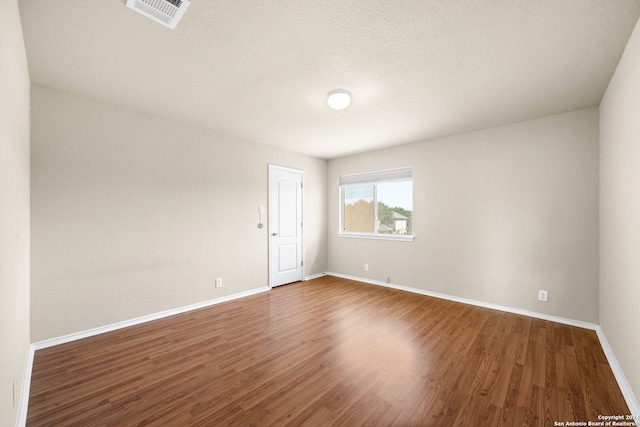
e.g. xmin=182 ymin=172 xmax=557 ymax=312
xmin=272 ymin=232 xmax=278 ymax=236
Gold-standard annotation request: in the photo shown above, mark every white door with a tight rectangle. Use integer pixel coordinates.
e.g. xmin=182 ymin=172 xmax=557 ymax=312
xmin=269 ymin=165 xmax=303 ymax=287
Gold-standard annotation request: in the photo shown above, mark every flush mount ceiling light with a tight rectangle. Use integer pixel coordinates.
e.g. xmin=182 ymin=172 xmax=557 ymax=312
xmin=327 ymin=89 xmax=352 ymax=110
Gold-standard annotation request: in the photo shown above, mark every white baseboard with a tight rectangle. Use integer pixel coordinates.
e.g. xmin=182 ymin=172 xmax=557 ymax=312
xmin=16 ymin=274 xmax=639 ymax=424
xmin=325 ymin=272 xmax=598 ymax=329
xmin=31 ymin=286 xmax=270 ymax=351
xmin=595 ymin=326 xmax=640 ymax=419
xmin=304 ymin=272 xmax=327 ymax=281
xmin=324 ymin=271 xmax=640 ymax=418
xmin=15 ymin=345 xmax=35 ymax=427
xmin=16 ymin=285 xmax=271 ymax=427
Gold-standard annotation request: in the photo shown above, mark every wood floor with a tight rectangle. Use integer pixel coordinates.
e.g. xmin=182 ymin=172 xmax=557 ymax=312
xmin=27 ymin=276 xmax=629 ymax=426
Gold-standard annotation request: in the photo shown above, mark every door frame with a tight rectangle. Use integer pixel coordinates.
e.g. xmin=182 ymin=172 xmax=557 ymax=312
xmin=268 ymin=164 xmax=304 ymax=288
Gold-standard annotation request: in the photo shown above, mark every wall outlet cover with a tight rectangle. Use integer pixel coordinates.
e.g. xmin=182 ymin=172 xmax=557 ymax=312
xmin=538 ymin=290 xmax=548 ymax=302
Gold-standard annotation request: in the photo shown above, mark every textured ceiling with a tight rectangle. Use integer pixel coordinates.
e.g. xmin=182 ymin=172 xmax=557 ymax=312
xmin=18 ymin=1 xmax=640 ymax=159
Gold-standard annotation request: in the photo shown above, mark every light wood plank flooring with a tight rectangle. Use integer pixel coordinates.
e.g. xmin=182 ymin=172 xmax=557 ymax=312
xmin=27 ymin=276 xmax=629 ymax=426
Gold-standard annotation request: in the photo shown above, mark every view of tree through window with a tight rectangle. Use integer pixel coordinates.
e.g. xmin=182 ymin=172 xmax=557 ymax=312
xmin=343 ymin=184 xmax=375 ymax=232
xmin=341 ymin=172 xmax=412 ymax=236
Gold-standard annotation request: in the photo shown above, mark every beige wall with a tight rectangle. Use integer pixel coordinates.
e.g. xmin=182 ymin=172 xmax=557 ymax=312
xmin=21 ymin=11 xmax=640 ymax=414
xmin=328 ymin=108 xmax=599 ymax=323
xmin=600 ymin=18 xmax=640 ymax=406
xmin=30 ymin=85 xmax=327 ymax=342
xmin=0 ymin=0 xmax=31 ymax=425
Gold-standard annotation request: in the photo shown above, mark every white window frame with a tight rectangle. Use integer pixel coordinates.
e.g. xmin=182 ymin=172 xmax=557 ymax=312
xmin=339 ymin=166 xmax=414 ymax=242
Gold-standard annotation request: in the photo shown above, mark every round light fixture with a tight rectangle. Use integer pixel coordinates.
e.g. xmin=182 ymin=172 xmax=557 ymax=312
xmin=327 ymin=89 xmax=351 ymax=110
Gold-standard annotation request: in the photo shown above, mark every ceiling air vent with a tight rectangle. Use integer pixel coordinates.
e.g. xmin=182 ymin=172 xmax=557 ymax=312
xmin=126 ymin=0 xmax=190 ymax=30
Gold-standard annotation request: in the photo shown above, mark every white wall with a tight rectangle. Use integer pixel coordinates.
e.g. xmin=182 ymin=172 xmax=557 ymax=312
xmin=30 ymin=85 xmax=327 ymax=342
xmin=600 ymin=18 xmax=640 ymax=407
xmin=328 ymin=108 xmax=599 ymax=323
xmin=0 ymin=0 xmax=31 ymax=425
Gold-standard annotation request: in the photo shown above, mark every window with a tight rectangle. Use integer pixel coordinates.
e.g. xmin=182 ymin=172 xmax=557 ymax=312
xmin=340 ymin=167 xmax=413 ymax=241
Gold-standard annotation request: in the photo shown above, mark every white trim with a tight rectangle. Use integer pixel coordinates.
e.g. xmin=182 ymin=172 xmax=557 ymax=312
xmin=324 ymin=271 xmax=640 ymax=416
xmin=304 ymin=272 xmax=327 ymax=281
xmin=325 ymin=272 xmax=596 ymax=329
xmin=595 ymin=326 xmax=640 ymax=420
xmin=338 ymin=232 xmax=414 ymax=242
xmin=32 ymin=286 xmax=270 ymax=350
xmin=339 ymin=167 xmax=414 ymax=239
xmin=16 ymin=274 xmax=639 ymax=424
xmin=267 ymin=164 xmax=305 ymax=175
xmin=16 ymin=286 xmax=270 ymax=426
xmin=15 ymin=346 xmax=35 ymax=427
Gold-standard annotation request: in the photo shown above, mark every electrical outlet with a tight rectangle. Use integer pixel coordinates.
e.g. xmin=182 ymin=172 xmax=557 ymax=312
xmin=215 ymin=278 xmax=222 ymax=288
xmin=364 ymin=264 xmax=369 ymax=272
xmin=538 ymin=290 xmax=548 ymax=302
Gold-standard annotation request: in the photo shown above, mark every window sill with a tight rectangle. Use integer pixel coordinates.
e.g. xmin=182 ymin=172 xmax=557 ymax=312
xmin=338 ymin=233 xmax=414 ymax=242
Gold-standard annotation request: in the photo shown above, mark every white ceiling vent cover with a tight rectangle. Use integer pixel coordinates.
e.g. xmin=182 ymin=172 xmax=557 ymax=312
xmin=126 ymin=0 xmax=190 ymax=30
